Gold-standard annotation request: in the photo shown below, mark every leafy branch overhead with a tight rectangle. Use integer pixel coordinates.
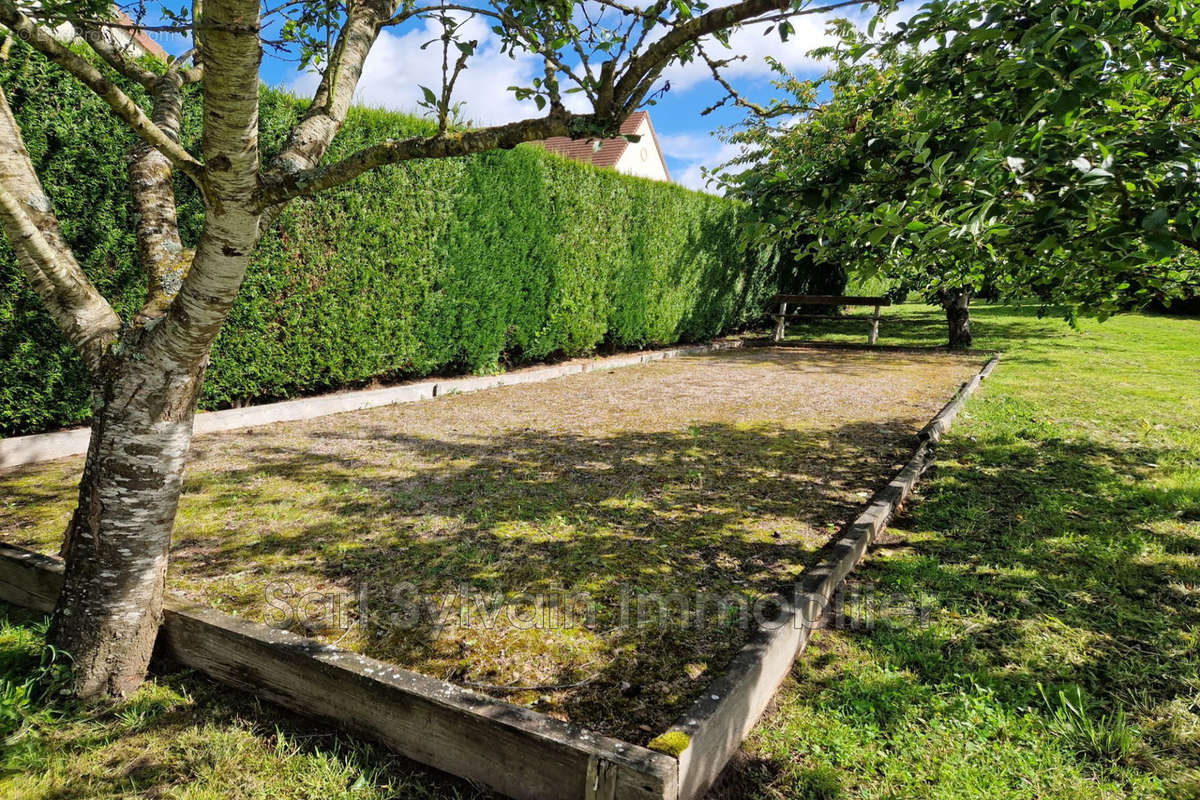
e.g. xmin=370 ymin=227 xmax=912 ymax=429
xmin=718 ymin=0 xmax=1200 ymax=316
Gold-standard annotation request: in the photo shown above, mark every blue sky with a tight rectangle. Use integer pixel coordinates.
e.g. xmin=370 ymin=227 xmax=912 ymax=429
xmin=155 ymin=5 xmax=875 ymax=192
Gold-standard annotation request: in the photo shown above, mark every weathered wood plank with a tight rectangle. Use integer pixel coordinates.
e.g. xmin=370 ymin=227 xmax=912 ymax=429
xmin=660 ymin=443 xmax=934 ymax=800
xmin=658 ymin=350 xmax=1000 ymax=799
xmin=161 ymin=601 xmax=677 ymax=800
xmin=0 ymin=544 xmax=677 ymax=800
xmin=0 ymin=542 xmax=63 ymax=613
xmin=0 ymin=340 xmax=745 ymax=472
xmin=919 ymin=354 xmax=997 ymax=444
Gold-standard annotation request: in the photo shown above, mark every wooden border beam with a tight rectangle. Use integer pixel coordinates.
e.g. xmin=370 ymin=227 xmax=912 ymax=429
xmin=0 ymin=340 xmax=746 ymax=472
xmin=0 ymin=347 xmax=1001 ymax=800
xmin=0 ymin=542 xmax=677 ymax=800
xmin=653 ymin=352 xmax=1000 ymax=799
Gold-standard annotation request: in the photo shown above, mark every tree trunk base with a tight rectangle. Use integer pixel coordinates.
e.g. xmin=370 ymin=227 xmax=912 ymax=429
xmin=47 ymin=362 xmax=201 ymax=698
xmin=941 ymin=288 xmax=973 ymax=349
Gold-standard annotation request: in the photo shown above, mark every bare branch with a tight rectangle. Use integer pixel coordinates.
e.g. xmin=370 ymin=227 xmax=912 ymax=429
xmin=258 ymin=110 xmax=582 ymax=206
xmin=0 ymin=0 xmax=207 ymax=188
xmin=75 ymin=21 xmax=158 ymax=88
xmin=130 ymin=70 xmax=194 ymax=326
xmin=145 ymin=0 xmax=263 ymax=369
xmin=612 ymin=0 xmax=875 ymax=114
xmin=0 ymin=85 xmax=119 ymax=370
xmin=0 ymin=185 xmax=120 ymax=365
xmin=271 ymin=0 xmax=393 ymax=178
xmin=697 ymin=40 xmax=817 ymax=117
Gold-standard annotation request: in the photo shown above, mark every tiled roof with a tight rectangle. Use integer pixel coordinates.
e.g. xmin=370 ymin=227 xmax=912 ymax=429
xmin=532 ymin=111 xmax=670 ymax=180
xmin=113 ymin=10 xmax=169 ymax=60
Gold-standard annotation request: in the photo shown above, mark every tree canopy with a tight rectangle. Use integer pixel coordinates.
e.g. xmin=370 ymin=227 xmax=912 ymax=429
xmin=718 ymin=0 xmax=1200 ymax=318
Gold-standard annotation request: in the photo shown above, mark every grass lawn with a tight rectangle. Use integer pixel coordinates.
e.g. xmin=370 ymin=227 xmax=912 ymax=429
xmin=0 ymin=303 xmax=1196 ymax=799
xmin=712 ymin=304 xmax=1200 ymax=799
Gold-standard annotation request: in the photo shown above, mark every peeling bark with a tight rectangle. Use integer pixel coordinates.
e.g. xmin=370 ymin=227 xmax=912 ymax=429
xmin=131 ymin=72 xmax=193 ymax=325
xmin=0 ymin=85 xmax=119 ymax=370
xmin=45 ymin=0 xmax=264 ymax=696
xmin=50 ymin=356 xmax=204 ymax=697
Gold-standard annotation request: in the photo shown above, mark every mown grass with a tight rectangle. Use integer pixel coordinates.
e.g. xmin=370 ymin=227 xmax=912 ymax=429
xmin=712 ymin=304 xmax=1200 ymax=799
xmin=0 ymin=606 xmax=491 ymax=799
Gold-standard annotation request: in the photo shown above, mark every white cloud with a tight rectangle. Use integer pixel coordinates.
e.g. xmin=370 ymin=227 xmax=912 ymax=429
xmin=286 ymin=4 xmax=901 ymax=127
xmin=289 ymin=13 xmax=588 ymax=127
xmin=282 ymin=3 xmax=907 ymax=189
xmin=659 ymin=2 xmax=921 ymax=93
xmin=661 ymin=12 xmax=844 ymax=92
xmin=656 ymin=132 xmax=715 ymax=162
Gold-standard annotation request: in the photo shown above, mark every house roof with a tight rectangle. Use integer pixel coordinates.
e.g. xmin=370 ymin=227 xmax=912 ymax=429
xmin=113 ymin=10 xmax=169 ymax=61
xmin=533 ymin=111 xmax=671 ymax=181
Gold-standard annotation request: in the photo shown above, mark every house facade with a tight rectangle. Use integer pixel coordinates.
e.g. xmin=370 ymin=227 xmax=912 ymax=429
xmin=50 ymin=9 xmax=169 ymax=62
xmin=533 ymin=111 xmax=671 ymax=183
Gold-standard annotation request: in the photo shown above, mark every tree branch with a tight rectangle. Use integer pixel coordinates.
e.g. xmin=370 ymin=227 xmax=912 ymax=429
xmin=0 ymin=0 xmax=207 ymax=188
xmin=146 ymin=0 xmax=263 ymax=369
xmin=1136 ymin=9 xmax=1200 ymax=65
xmin=611 ymin=0 xmax=873 ymax=113
xmin=130 ymin=70 xmax=194 ymax=326
xmin=261 ymin=0 xmax=875 ymax=207
xmin=75 ymin=21 xmax=158 ymax=88
xmin=270 ymin=0 xmax=393 ymax=180
xmin=0 ymin=85 xmax=119 ymax=371
xmin=258 ymin=110 xmax=582 ymax=206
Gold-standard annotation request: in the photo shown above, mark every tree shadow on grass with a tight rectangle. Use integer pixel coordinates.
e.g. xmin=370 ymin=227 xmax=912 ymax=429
xmin=713 ymin=429 xmax=1200 ymax=796
xmin=0 ymin=414 xmax=945 ymax=746
xmin=163 ymin=418 xmax=929 ymax=741
xmin=781 ymin=302 xmax=1083 ymax=353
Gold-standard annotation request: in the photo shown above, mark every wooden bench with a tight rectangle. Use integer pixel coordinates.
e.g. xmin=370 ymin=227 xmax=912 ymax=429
xmin=769 ymin=294 xmax=892 ymax=345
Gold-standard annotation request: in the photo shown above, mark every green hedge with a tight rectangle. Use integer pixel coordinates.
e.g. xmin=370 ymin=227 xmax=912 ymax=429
xmin=0 ymin=45 xmax=773 ymax=436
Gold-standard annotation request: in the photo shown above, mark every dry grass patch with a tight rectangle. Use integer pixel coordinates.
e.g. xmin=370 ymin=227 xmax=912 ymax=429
xmin=0 ymin=347 xmax=979 ymax=741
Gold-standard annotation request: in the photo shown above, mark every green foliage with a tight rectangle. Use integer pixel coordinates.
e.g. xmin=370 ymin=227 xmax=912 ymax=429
xmin=0 ymin=615 xmax=70 ymax=745
xmin=719 ymin=1 xmax=1200 ymax=316
xmin=0 ymin=45 xmax=767 ymax=436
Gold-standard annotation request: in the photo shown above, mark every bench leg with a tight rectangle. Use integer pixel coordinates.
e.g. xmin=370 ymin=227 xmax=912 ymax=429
xmin=773 ymin=302 xmax=788 ymax=342
xmin=868 ymin=306 xmax=880 ymax=345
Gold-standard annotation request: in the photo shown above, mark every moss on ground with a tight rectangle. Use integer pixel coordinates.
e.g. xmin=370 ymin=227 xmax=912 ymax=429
xmin=647 ymin=730 xmax=692 ymax=756
xmin=2 ymin=305 xmax=1196 ymax=797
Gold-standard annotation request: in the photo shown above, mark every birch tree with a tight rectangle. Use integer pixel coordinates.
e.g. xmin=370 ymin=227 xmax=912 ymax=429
xmin=0 ymin=0 xmax=877 ymax=698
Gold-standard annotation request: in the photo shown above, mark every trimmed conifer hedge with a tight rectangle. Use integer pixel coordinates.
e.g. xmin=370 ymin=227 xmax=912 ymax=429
xmin=0 ymin=45 xmax=773 ymax=436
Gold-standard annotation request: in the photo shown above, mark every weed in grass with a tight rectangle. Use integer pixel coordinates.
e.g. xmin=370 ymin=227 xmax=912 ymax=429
xmin=1040 ymin=684 xmax=1142 ymax=769
xmin=0 ymin=616 xmax=70 ymax=742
